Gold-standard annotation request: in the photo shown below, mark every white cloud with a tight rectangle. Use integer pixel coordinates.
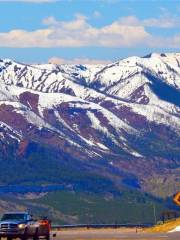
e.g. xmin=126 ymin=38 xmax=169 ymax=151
xmin=0 ymin=15 xmax=149 ymax=48
xmin=48 ymin=57 xmax=111 ymax=65
xmin=0 ymin=15 xmax=179 ymax=48
xmin=117 ymin=16 xmax=140 ymax=26
xmin=143 ymin=15 xmax=180 ymax=28
xmin=144 ymin=8 xmax=180 ymax=28
xmin=115 ymin=14 xmax=180 ymax=28
xmin=147 ymin=35 xmax=180 ymax=48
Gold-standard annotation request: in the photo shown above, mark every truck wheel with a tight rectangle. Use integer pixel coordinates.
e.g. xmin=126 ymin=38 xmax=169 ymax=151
xmin=21 ymin=237 xmax=27 ymax=240
xmin=33 ymin=229 xmax=39 ymax=240
xmin=45 ymin=234 xmax=50 ymax=240
xmin=21 ymin=228 xmax=28 ymax=240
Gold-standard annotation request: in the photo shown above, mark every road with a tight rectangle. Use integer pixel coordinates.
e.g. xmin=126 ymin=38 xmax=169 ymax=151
xmin=52 ymin=229 xmax=180 ymax=240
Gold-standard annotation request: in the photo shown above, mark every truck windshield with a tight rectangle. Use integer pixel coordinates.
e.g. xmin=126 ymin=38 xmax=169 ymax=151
xmin=1 ymin=214 xmax=26 ymax=221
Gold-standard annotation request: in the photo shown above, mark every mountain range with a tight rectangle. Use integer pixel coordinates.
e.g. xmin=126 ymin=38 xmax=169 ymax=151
xmin=0 ymin=52 xmax=179 ymax=199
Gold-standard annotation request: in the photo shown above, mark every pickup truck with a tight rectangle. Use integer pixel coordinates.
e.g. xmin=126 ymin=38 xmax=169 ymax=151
xmin=0 ymin=212 xmax=50 ymax=240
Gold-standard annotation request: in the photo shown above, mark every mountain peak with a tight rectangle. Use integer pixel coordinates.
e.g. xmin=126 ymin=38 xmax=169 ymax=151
xmin=0 ymin=53 xmax=179 ymax=197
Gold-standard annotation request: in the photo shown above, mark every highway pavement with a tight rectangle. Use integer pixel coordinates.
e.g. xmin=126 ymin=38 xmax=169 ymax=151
xmin=52 ymin=229 xmax=180 ymax=240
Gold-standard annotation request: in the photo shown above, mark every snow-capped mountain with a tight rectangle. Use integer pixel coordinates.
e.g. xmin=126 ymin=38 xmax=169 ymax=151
xmin=0 ymin=53 xmax=179 ymax=197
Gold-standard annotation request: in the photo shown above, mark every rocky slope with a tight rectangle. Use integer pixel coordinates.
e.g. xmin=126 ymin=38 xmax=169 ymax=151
xmin=0 ymin=53 xmax=179 ymax=197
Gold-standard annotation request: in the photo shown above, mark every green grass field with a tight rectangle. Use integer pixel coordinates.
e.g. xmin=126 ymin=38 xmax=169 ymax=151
xmin=32 ymin=190 xmax=168 ymax=224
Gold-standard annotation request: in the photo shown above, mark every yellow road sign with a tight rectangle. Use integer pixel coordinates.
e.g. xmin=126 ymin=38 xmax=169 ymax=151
xmin=173 ymin=192 xmax=180 ymax=206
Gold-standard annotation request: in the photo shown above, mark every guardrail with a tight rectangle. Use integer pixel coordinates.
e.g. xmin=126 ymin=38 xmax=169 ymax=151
xmin=51 ymin=223 xmax=153 ymax=230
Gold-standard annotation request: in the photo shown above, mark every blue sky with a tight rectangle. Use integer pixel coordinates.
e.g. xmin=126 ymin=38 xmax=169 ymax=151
xmin=0 ymin=0 xmax=179 ymax=64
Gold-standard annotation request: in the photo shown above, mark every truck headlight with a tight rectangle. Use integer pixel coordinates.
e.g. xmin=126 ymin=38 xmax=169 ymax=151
xmin=18 ymin=224 xmax=26 ymax=229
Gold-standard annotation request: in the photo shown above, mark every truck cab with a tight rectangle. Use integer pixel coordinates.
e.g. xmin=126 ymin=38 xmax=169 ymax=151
xmin=0 ymin=212 xmax=50 ymax=240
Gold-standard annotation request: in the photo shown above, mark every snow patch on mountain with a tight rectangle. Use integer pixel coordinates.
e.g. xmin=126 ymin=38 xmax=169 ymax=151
xmin=0 ymin=53 xmax=179 ymax=158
